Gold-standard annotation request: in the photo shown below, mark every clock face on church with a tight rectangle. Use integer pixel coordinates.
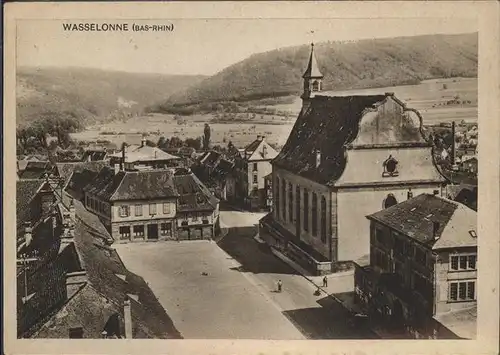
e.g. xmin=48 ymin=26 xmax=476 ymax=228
xmin=382 ymin=155 xmax=399 ymax=177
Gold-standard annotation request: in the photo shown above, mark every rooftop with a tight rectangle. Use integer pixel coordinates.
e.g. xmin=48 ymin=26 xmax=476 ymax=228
xmin=367 ymin=193 xmax=477 ymax=250
xmin=434 ymin=306 xmax=477 ymax=340
xmin=17 ymin=161 xmax=52 ymax=180
xmin=110 ymin=144 xmax=179 ymax=163
xmin=244 ymin=137 xmax=278 ymax=162
xmin=83 ymin=167 xmax=178 ymax=202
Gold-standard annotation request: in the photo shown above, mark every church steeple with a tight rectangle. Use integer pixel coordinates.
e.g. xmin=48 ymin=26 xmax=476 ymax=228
xmin=301 ymin=43 xmax=323 ymax=112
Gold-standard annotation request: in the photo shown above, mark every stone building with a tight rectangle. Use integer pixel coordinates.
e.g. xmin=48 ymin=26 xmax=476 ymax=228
xmin=354 ymin=193 xmax=477 ymax=339
xmin=259 ymin=43 xmax=447 ymax=275
xmin=83 ymin=166 xmax=179 ymax=242
xmin=235 ymin=135 xmax=278 ymax=210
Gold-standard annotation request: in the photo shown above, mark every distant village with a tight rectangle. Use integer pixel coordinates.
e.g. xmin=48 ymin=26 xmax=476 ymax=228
xmin=16 ymin=44 xmax=477 ymax=340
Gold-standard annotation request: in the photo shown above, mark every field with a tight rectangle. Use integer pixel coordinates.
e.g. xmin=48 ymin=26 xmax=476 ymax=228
xmin=71 ymin=77 xmax=477 ymax=150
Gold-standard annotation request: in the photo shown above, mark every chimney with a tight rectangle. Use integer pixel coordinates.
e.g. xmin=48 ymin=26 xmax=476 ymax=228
xmin=407 ymin=188 xmax=413 ymax=200
xmin=433 ymin=189 xmax=440 ymax=196
xmin=257 ymin=135 xmax=263 ymax=141
xmin=141 ymin=135 xmax=146 ymax=147
xmin=433 ymin=221 xmax=441 ymax=240
xmin=315 ymin=149 xmax=321 ymax=168
xmin=24 ymin=222 xmax=33 ymax=247
xmin=114 ymin=163 xmax=120 ymax=175
xmin=87 ymin=153 xmax=92 ymax=162
xmin=66 ymin=270 xmax=87 ymax=299
xmin=124 ymin=299 xmax=133 ymax=339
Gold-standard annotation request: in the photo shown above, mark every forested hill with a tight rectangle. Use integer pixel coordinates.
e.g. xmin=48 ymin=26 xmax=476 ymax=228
xmin=163 ymin=33 xmax=477 ymax=107
xmin=16 ymin=67 xmax=207 ymax=127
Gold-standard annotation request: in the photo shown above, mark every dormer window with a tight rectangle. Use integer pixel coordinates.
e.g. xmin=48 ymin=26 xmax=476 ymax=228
xmin=312 ymin=80 xmax=320 ymax=92
xmin=382 ymin=155 xmax=399 ymax=177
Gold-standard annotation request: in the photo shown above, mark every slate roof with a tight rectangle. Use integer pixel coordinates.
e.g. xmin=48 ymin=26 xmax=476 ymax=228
xmin=173 ymin=170 xmax=219 ymax=213
xmin=273 ymin=95 xmax=388 ymax=185
xmin=367 ymin=193 xmax=477 ymax=250
xmin=199 ymin=150 xmax=221 ymax=167
xmin=83 ymin=167 xmax=178 ymax=202
xmin=18 ymin=161 xmax=52 ymax=180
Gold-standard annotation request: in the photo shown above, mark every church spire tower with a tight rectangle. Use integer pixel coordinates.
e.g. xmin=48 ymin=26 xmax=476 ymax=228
xmin=301 ymin=43 xmax=323 ymax=113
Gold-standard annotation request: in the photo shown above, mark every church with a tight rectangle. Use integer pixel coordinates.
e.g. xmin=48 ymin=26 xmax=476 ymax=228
xmin=259 ymin=43 xmax=447 ymax=275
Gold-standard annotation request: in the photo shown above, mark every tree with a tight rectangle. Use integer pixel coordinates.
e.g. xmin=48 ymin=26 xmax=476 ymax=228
xmin=203 ymin=123 xmax=211 ymax=150
xmin=157 ymin=136 xmax=166 ymax=148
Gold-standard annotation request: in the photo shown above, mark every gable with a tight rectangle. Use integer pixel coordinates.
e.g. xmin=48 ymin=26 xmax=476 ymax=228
xmin=350 ymin=96 xmax=426 ymax=147
xmin=248 ymin=141 xmax=278 ymax=161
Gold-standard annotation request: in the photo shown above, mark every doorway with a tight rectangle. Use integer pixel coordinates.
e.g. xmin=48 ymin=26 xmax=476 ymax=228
xmin=147 ymin=224 xmax=159 ymax=240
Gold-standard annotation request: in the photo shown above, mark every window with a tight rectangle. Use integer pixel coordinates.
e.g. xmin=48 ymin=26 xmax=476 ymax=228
xmin=119 ymin=226 xmax=130 ymax=239
xmin=303 ymin=190 xmax=309 ymax=232
xmin=253 ymin=174 xmax=258 ymax=184
xmin=296 ymin=186 xmax=301 ymax=228
xmin=253 ymin=163 xmax=258 ymax=172
xmin=383 ymin=194 xmax=398 ymax=209
xmin=86 ymin=196 xmax=90 ymax=207
xmin=450 ymin=254 xmax=477 ymax=270
xmin=119 ymin=205 xmax=130 ymax=217
xmin=160 ymin=223 xmax=171 ymax=236
xmin=192 ymin=213 xmax=199 ymax=222
xmin=288 ymin=183 xmax=293 ymax=223
xmin=149 ymin=203 xmax=156 ymax=215
xmin=321 ymin=197 xmax=327 ymax=243
xmin=133 ymin=225 xmax=144 ymax=237
xmin=69 ymin=327 xmax=84 ymax=339
xmin=449 ymin=281 xmax=476 ymax=301
xmin=163 ymin=203 xmax=171 ymax=215
xmin=312 ymin=193 xmax=318 ymax=236
xmin=135 ymin=205 xmax=142 ymax=217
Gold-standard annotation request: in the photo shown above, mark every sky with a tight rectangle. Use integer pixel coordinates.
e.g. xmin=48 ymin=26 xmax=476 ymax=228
xmin=17 ymin=18 xmax=478 ymax=76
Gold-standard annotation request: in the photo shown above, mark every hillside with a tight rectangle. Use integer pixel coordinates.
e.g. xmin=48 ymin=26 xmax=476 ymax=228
xmin=160 ymin=33 xmax=477 ymax=111
xmin=16 ymin=67 xmax=207 ymax=127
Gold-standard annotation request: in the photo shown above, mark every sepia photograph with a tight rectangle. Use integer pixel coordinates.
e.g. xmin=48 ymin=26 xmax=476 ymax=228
xmin=3 ymin=2 xmax=500 ymax=354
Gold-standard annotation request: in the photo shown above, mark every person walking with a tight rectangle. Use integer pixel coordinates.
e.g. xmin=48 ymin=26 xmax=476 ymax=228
xmin=322 ymin=276 xmax=328 ymax=287
xmin=277 ymin=279 xmax=283 ymax=293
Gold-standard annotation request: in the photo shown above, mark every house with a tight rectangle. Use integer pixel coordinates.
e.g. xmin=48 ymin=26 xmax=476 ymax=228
xmin=17 ymin=197 xmax=182 ymax=339
xmin=259 ymin=43 xmax=447 ymax=275
xmin=82 ymin=148 xmax=109 ymax=162
xmin=82 ymin=166 xmax=179 ymax=243
xmin=55 ymin=161 xmax=110 ymax=188
xmin=109 ymin=137 xmax=181 ymax=170
xmin=354 ymin=193 xmax=477 ymax=339
xmin=173 ymin=168 xmax=220 ymax=240
xmin=234 ymin=135 xmax=278 ymax=209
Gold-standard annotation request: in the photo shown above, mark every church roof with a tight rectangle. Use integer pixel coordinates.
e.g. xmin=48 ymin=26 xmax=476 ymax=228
xmin=303 ymin=43 xmax=323 ymax=78
xmin=273 ymin=94 xmax=388 ymax=185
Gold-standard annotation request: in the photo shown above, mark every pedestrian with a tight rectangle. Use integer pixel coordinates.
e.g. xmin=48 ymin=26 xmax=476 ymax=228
xmin=323 ymin=276 xmax=328 ymax=287
xmin=277 ymin=279 xmax=282 ymax=293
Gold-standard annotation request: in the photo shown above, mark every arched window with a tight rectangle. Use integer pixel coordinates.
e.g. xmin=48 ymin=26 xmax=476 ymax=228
xmin=282 ymin=179 xmax=287 ymax=221
xmin=384 ymin=193 xmax=398 ymax=209
xmin=304 ymin=189 xmax=309 ymax=232
xmin=312 ymin=80 xmax=320 ymax=92
xmin=383 ymin=155 xmax=399 ymax=177
xmin=321 ymin=197 xmax=327 ymax=243
xmin=275 ymin=177 xmax=280 ymax=218
xmin=312 ymin=193 xmax=318 ymax=236
xmin=288 ymin=183 xmax=293 ymax=223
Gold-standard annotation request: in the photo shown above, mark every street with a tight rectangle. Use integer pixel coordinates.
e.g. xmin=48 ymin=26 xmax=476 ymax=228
xmin=114 ymin=209 xmax=377 ymax=339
